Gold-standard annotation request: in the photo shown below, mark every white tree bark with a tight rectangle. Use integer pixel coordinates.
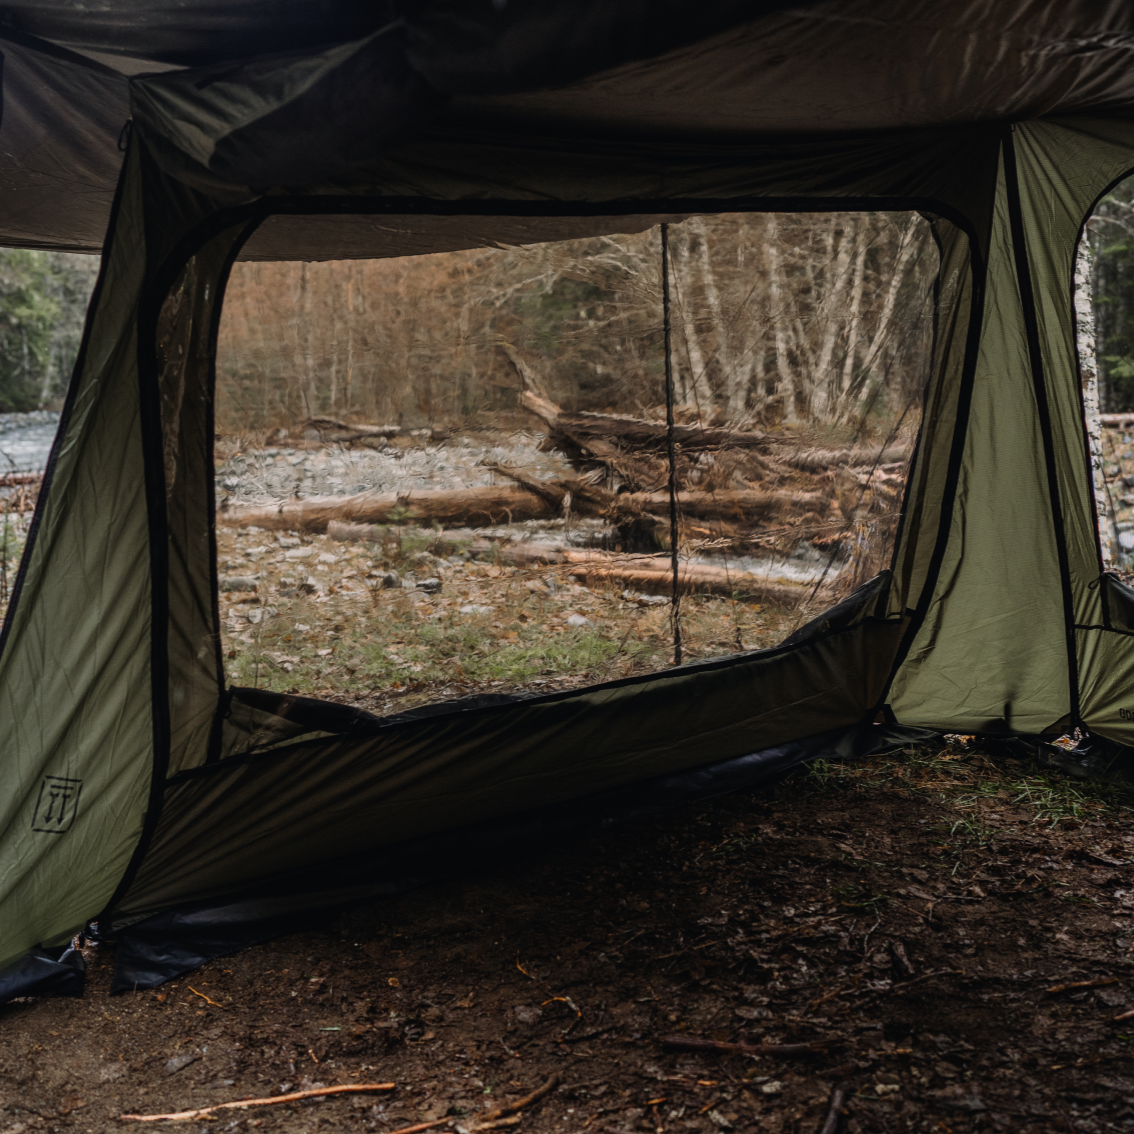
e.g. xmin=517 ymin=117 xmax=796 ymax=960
xmin=1076 ymin=227 xmax=1113 ymax=567
xmin=690 ymin=218 xmax=745 ymax=417
xmin=671 ymin=232 xmax=714 ymax=409
xmin=764 ymin=215 xmax=799 ymax=421
xmin=835 ymin=225 xmax=868 ymax=416
xmin=851 ymin=219 xmax=920 ymax=405
xmin=811 ymin=222 xmax=855 ymax=419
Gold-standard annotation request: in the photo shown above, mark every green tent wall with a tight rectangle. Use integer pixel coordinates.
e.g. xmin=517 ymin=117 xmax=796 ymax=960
xmin=4 ymin=1 xmax=1134 ymax=989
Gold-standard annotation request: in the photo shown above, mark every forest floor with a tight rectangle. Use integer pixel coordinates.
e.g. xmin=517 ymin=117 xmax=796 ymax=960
xmin=2 ymin=744 xmax=1134 ymax=1134
xmin=215 ymin=521 xmax=810 ymax=714
xmin=4 ymin=432 xmax=1134 ymax=1132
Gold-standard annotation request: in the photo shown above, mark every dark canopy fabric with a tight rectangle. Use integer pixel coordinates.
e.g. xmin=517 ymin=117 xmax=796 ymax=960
xmin=4 ymin=0 xmax=1134 ymax=253
xmin=5 ymin=0 xmax=1134 ymax=995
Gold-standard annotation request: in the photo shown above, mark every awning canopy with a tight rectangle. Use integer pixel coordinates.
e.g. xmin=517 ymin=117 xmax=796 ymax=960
xmin=2 ymin=0 xmax=1134 ymax=255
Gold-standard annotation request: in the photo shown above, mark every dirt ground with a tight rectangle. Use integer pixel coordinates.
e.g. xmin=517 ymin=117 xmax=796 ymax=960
xmin=3 ymin=743 xmax=1133 ymax=1134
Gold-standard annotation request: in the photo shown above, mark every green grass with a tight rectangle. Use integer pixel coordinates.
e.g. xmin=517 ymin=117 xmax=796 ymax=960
xmin=227 ymin=601 xmax=669 ymax=694
xmin=787 ymin=742 xmax=1134 ymax=830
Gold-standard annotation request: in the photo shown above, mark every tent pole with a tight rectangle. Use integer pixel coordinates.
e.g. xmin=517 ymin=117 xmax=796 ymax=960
xmin=661 ymin=223 xmax=682 ymax=665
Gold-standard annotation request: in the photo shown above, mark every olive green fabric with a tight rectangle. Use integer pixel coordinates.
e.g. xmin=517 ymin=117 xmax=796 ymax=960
xmin=0 ymin=147 xmax=154 ymax=972
xmin=887 ymin=147 xmax=1073 ymax=733
xmin=10 ymin=57 xmax=1134 ymax=963
xmin=121 ymin=587 xmax=904 ymax=915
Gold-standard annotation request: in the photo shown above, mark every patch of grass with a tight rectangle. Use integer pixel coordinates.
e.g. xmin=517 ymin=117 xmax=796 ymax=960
xmin=943 ymin=815 xmax=998 ymax=849
xmin=1002 ymin=771 xmax=1125 ymax=828
xmin=783 ymin=741 xmax=1134 ymax=833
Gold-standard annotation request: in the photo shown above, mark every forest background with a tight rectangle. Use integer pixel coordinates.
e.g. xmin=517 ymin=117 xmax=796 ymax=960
xmin=3 ymin=186 xmax=1134 ymax=424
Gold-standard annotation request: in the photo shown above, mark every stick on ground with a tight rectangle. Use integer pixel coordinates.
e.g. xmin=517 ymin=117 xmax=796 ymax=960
xmin=817 ymin=1084 xmax=849 ymax=1134
xmin=120 ymin=1082 xmax=395 ymax=1122
xmin=661 ymin=1034 xmax=837 ymax=1057
xmin=386 ymin=1121 xmax=451 ymax=1134
xmin=477 ymin=1074 xmax=560 ymax=1123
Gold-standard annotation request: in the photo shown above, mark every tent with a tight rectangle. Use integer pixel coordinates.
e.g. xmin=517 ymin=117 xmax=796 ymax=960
xmin=4 ymin=0 xmax=1134 ymax=1000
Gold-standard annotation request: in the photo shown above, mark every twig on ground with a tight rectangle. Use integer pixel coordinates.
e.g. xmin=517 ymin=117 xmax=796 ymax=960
xmin=469 ymin=1116 xmax=522 ymax=1132
xmin=1112 ymin=1007 xmax=1134 ymax=1021
xmin=661 ymin=1034 xmax=837 ymax=1057
xmin=1045 ymin=977 xmax=1117 ymax=994
xmin=387 ymin=1121 xmax=451 ymax=1134
xmin=120 ymin=1083 xmax=395 ymax=1122
xmin=817 ymin=1084 xmax=848 ymax=1134
xmin=186 ymin=986 xmax=224 ymax=1008
xmin=477 ymin=1075 xmax=560 ymax=1123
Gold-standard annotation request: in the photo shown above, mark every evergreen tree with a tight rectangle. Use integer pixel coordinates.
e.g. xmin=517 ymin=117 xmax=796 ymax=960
xmin=1089 ymin=183 xmax=1134 ymax=411
xmin=0 ymin=250 xmax=98 ymax=412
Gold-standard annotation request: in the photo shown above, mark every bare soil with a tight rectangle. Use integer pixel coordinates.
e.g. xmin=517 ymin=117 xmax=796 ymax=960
xmin=3 ymin=745 xmax=1134 ymax=1134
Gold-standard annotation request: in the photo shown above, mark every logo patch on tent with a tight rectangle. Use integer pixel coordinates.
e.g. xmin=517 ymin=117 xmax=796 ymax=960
xmin=31 ymin=776 xmax=83 ymax=834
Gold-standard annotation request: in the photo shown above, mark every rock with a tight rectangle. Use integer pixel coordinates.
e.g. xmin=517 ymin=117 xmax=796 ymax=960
xmin=758 ymin=1081 xmax=783 ymax=1095
xmin=277 ymin=535 xmax=301 ymax=548
xmin=285 ymin=547 xmax=314 ymax=559
xmin=220 ymin=576 xmax=258 ymax=592
xmin=513 ymin=1005 xmax=543 ymax=1025
xmin=416 ymin=577 xmax=442 ymax=594
xmin=460 ymin=604 xmax=494 ymax=614
xmin=164 ymin=1053 xmax=200 ymax=1076
xmin=566 ymin=613 xmax=590 ymax=627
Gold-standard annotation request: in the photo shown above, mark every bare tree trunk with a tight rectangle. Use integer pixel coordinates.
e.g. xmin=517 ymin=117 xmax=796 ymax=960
xmin=345 ymin=273 xmax=355 ymax=413
xmin=671 ymin=231 xmax=713 ymax=409
xmin=812 ymin=221 xmax=856 ymax=419
xmin=764 ymin=216 xmax=798 ymax=422
xmin=835 ymin=225 xmax=868 ymax=417
xmin=299 ymin=263 xmax=315 ymax=418
xmin=1076 ymin=228 xmax=1113 ymax=567
xmin=848 ymin=219 xmax=920 ymax=407
xmin=328 ymin=269 xmax=339 ymax=415
xmin=690 ymin=218 xmax=744 ymax=417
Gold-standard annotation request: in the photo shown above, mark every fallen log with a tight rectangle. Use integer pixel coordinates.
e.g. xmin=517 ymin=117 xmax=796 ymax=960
xmin=0 ymin=472 xmax=42 ymax=488
xmin=304 ymin=417 xmax=451 ymax=444
xmin=322 ymin=522 xmax=815 ymax=604
xmin=484 ymin=462 xmax=830 ymax=525
xmin=521 ymin=389 xmax=769 ymax=452
xmin=561 ymin=552 xmax=812 ymax=604
xmin=219 ymin=486 xmax=556 ymax=531
xmin=221 ymin=477 xmax=831 ymax=534
xmin=773 ymin=445 xmax=911 ymax=472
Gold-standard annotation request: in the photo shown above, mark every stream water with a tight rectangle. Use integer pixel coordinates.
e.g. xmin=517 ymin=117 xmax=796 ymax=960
xmin=0 ymin=412 xmax=60 ymax=475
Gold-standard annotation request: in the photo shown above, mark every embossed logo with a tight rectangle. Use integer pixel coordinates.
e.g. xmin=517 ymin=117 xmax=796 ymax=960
xmin=31 ymin=776 xmax=82 ymax=834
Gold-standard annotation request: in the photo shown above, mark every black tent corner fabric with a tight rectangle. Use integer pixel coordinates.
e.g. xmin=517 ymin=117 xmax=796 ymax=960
xmin=0 ymin=943 xmax=86 ymax=1003
xmin=108 ymin=721 xmax=938 ymax=994
xmin=8 ymin=0 xmax=1134 ymax=1000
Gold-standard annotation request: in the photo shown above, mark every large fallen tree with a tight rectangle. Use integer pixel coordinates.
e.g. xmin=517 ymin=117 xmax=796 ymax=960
xmin=505 ymin=349 xmax=911 ymax=486
xmin=219 ymin=475 xmax=831 ymax=534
